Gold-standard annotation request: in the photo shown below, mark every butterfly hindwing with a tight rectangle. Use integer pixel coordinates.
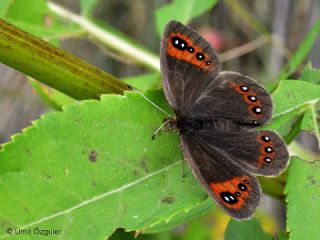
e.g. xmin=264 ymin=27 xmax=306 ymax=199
xmin=160 ymin=21 xmax=220 ymax=115
xmin=189 ymin=71 xmax=273 ymax=125
xmin=191 ymin=120 xmax=289 ymax=176
xmin=232 ymin=129 xmax=289 ymax=176
xmin=180 ymin=133 xmax=260 ymax=219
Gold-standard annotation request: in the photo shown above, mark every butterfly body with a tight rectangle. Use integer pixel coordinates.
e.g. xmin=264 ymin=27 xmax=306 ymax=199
xmin=160 ymin=21 xmax=289 ymax=219
xmin=175 ymin=116 xmax=240 ymax=133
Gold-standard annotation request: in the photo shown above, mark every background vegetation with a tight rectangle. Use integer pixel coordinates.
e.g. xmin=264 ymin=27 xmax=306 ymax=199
xmin=0 ymin=0 xmax=319 ymax=239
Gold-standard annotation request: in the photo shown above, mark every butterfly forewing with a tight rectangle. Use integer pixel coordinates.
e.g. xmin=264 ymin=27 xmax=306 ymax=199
xmin=161 ymin=21 xmax=272 ymax=125
xmin=189 ymin=71 xmax=273 ymax=125
xmin=160 ymin=21 xmax=220 ymax=115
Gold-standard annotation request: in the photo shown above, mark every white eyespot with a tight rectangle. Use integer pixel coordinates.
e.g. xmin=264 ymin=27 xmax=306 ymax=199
xmin=196 ymin=53 xmax=205 ymax=60
xmin=264 ymin=157 xmax=272 ymax=163
xmin=240 ymin=86 xmax=249 ymax=91
xmin=174 ymin=39 xmax=179 ymax=45
xmin=255 ymin=108 xmax=261 ymax=113
xmin=265 ymin=147 xmax=273 ymax=153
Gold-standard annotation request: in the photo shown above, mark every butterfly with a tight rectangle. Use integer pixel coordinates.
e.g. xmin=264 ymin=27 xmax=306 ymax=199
xmin=159 ymin=21 xmax=289 ymax=219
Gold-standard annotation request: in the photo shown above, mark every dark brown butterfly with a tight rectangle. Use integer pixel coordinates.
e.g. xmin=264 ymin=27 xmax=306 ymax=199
xmin=160 ymin=21 xmax=289 ymax=219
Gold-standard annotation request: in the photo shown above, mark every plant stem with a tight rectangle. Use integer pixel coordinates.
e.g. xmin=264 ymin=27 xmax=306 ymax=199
xmin=48 ymin=2 xmax=160 ymax=71
xmin=0 ymin=18 xmax=129 ymax=100
xmin=224 ymin=0 xmax=292 ymax=60
xmin=258 ymin=176 xmax=286 ymax=199
xmin=277 ymin=19 xmax=320 ymax=80
xmin=219 ymin=35 xmax=269 ymax=62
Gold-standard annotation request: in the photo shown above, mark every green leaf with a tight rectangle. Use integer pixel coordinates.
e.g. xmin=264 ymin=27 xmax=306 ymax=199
xmin=266 ymin=79 xmax=320 ymax=143
xmin=145 ymin=197 xmax=214 ymax=233
xmin=277 ymin=20 xmax=320 ymax=80
xmin=6 ymin=0 xmax=48 ymax=25
xmin=258 ymin=176 xmax=286 ymax=198
xmin=286 ymin=157 xmax=320 ymax=240
xmin=3 ymin=0 xmax=81 ymax=40
xmin=300 ymin=63 xmax=320 ymax=85
xmin=123 ymin=73 xmax=161 ymax=90
xmin=272 ymin=80 xmax=320 ymax=117
xmin=271 ymin=78 xmax=320 ymax=145
xmin=0 ymin=90 xmax=209 ymax=239
xmin=4 ymin=18 xmax=82 ymax=41
xmin=262 ymin=106 xmax=305 ymax=142
xmin=0 ymin=0 xmax=13 ymax=18
xmin=155 ymin=0 xmax=218 ymax=35
xmin=301 ymin=106 xmax=320 ymax=143
xmin=278 ymin=230 xmax=289 ymax=240
xmin=80 ymin=0 xmax=100 ymax=17
xmin=224 ymin=218 xmax=272 ymax=240
xmin=29 ymin=79 xmax=77 ymax=111
xmin=178 ymin=207 xmax=215 ymax=240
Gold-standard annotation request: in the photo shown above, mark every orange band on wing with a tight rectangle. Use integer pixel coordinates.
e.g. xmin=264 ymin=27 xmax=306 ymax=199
xmin=167 ymin=33 xmax=213 ymax=70
xmin=229 ymin=82 xmax=263 ymax=118
xmin=210 ymin=176 xmax=252 ymax=209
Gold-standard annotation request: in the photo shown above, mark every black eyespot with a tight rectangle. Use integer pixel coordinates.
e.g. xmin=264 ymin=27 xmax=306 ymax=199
xmin=206 ymin=61 xmax=211 ymax=65
xmin=171 ymin=37 xmax=187 ymax=50
xmin=235 ymin=191 xmax=241 ymax=197
xmin=238 ymin=183 xmax=247 ymax=191
xmin=252 ymin=106 xmax=262 ymax=114
xmin=240 ymin=86 xmax=249 ymax=92
xmin=265 ymin=146 xmax=273 ymax=153
xmin=196 ymin=52 xmax=205 ymax=61
xmin=188 ymin=46 xmax=194 ymax=52
xmin=248 ymin=95 xmax=257 ymax=102
xmin=220 ymin=192 xmax=238 ymax=204
xmin=264 ymin=157 xmax=272 ymax=163
xmin=261 ymin=135 xmax=271 ymax=142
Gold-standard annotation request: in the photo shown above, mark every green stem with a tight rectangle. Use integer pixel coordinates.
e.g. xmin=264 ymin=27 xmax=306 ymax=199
xmin=284 ymin=115 xmax=304 ymax=144
xmin=277 ymin=19 xmax=320 ymax=80
xmin=259 ymin=176 xmax=286 ymax=199
xmin=48 ymin=2 xmax=160 ymax=71
xmin=0 ymin=18 xmax=129 ymax=100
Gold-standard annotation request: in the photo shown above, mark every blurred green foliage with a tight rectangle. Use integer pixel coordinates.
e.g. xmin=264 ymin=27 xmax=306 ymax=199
xmin=0 ymin=0 xmax=319 ymax=240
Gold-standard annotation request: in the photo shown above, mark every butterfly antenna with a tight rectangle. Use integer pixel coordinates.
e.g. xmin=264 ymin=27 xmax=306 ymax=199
xmin=131 ymin=87 xmax=173 ymax=118
xmin=151 ymin=118 xmax=173 ymax=140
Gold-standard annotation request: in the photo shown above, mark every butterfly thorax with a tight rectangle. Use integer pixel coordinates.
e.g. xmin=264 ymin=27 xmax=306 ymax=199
xmin=175 ymin=116 xmax=241 ymax=134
